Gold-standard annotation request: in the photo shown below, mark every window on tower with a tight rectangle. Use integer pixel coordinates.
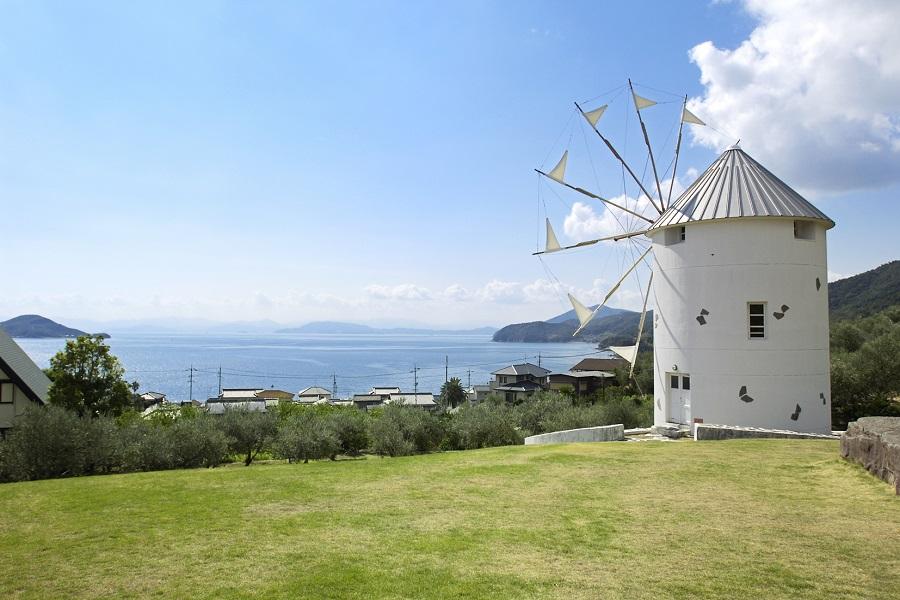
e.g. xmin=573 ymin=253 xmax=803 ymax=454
xmin=794 ymin=220 xmax=815 ymax=240
xmin=748 ymin=302 xmax=767 ymax=339
xmin=665 ymin=226 xmax=686 ymax=245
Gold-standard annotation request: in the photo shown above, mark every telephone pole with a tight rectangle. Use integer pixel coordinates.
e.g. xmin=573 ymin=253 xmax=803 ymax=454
xmin=189 ymin=365 xmax=194 ymax=402
xmin=217 ymin=366 xmax=222 ymax=397
xmin=332 ymin=373 xmax=337 ymax=400
xmin=413 ymin=364 xmax=419 ymax=396
xmin=467 ymin=369 xmax=472 ymax=389
xmin=445 ymin=355 xmax=449 ymax=383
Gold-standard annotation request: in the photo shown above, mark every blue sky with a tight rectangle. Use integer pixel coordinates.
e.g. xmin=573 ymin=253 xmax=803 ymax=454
xmin=1 ymin=0 xmax=897 ymax=328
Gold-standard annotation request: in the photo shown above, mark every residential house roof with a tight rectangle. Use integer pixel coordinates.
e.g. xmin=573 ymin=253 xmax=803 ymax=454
xmin=206 ymin=400 xmax=267 ymax=415
xmin=571 ymin=358 xmax=629 ymax=372
xmin=494 ymin=380 xmax=545 ymax=393
xmin=0 ymin=329 xmax=50 ymax=404
xmin=298 ymin=386 xmax=332 ymax=397
xmin=550 ymin=370 xmax=616 ymax=379
xmin=255 ymin=389 xmax=295 ymax=400
xmin=371 ymin=386 xmax=401 ymax=395
xmin=220 ymin=388 xmax=263 ymax=399
xmin=492 ymin=363 xmax=551 ymax=377
xmin=386 ymin=393 xmax=437 ymax=407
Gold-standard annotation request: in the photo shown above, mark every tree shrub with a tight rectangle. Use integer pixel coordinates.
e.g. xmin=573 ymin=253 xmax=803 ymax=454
xmin=218 ymin=408 xmax=278 ymax=466
xmin=327 ymin=408 xmax=369 ymax=456
xmin=450 ymin=402 xmax=522 ymax=450
xmin=274 ymin=412 xmax=340 ymax=463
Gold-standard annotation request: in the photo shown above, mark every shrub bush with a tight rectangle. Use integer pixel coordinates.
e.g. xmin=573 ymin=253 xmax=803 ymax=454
xmin=218 ymin=408 xmax=278 ymax=466
xmin=327 ymin=408 xmax=369 ymax=456
xmin=274 ymin=411 xmax=340 ymax=463
xmin=450 ymin=402 xmax=522 ymax=450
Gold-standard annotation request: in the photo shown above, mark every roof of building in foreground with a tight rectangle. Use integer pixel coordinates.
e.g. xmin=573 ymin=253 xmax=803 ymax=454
xmin=649 ymin=146 xmax=834 ymax=232
xmin=0 ymin=329 xmax=50 ymax=404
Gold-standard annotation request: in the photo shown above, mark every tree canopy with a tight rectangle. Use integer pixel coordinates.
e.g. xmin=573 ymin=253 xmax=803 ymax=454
xmin=46 ymin=335 xmax=133 ymax=418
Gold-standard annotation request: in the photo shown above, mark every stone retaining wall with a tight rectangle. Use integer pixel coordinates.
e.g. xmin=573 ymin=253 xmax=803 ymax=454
xmin=841 ymin=417 xmax=900 ymax=495
xmin=524 ymin=424 xmax=624 ymax=445
xmin=694 ymin=424 xmax=838 ymax=441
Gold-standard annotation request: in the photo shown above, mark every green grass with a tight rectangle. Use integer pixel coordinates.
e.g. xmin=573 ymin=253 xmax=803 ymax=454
xmin=0 ymin=440 xmax=897 ymax=599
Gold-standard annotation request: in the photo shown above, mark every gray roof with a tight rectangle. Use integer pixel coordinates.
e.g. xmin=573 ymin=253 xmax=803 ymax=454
xmin=492 ymin=363 xmax=551 ymax=377
xmin=550 ymin=370 xmax=616 ymax=379
xmin=298 ymin=386 xmax=331 ymax=396
xmin=0 ymin=329 xmax=50 ymax=404
xmin=649 ymin=146 xmax=834 ymax=231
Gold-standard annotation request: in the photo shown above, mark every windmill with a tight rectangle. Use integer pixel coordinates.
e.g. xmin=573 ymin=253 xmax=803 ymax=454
xmin=534 ymin=80 xmax=834 ymax=434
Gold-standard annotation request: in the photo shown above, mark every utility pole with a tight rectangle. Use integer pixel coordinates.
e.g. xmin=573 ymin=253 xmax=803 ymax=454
xmin=445 ymin=355 xmax=449 ymax=383
xmin=332 ymin=373 xmax=337 ymax=400
xmin=467 ymin=369 xmax=472 ymax=389
xmin=189 ymin=364 xmax=194 ymax=402
xmin=413 ymin=364 xmax=419 ymax=396
xmin=538 ymin=353 xmax=542 ymax=368
xmin=217 ymin=366 xmax=222 ymax=397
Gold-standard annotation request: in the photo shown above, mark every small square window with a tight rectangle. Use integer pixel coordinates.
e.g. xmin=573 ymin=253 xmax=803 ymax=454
xmin=682 ymin=376 xmax=690 ymax=390
xmin=748 ymin=302 xmax=767 ymax=339
xmin=670 ymin=374 xmax=679 ymax=389
xmin=665 ymin=226 xmax=686 ymax=245
xmin=0 ymin=383 xmax=13 ymax=403
xmin=794 ymin=220 xmax=815 ymax=240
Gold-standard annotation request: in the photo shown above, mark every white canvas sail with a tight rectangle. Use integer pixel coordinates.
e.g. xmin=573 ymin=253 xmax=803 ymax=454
xmin=545 ymin=219 xmax=561 ymax=253
xmin=547 ymin=150 xmax=568 ymax=183
xmin=682 ymin=107 xmax=705 ymax=126
xmin=567 ymin=293 xmax=594 ymax=329
xmin=582 ymin=104 xmax=607 ymax=127
xmin=632 ymin=92 xmax=656 ymax=111
xmin=610 ymin=345 xmax=638 ymax=365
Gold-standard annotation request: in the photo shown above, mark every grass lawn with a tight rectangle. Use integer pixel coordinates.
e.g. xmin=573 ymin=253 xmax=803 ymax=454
xmin=0 ymin=440 xmax=897 ymax=599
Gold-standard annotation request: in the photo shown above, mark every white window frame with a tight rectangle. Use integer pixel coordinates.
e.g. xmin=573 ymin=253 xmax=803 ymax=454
xmin=793 ymin=220 xmax=815 ymax=241
xmin=748 ymin=302 xmax=767 ymax=339
xmin=665 ymin=226 xmax=686 ymax=246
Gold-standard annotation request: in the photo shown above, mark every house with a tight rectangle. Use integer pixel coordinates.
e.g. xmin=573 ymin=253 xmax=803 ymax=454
xmin=254 ymin=389 xmax=295 ymax=401
xmin=0 ymin=329 xmax=51 ymax=437
xmin=350 ymin=394 xmax=384 ymax=411
xmin=139 ymin=391 xmax=167 ymax=409
xmin=385 ymin=392 xmax=437 ymax=411
xmin=371 ymin=386 xmax=401 ymax=396
xmin=547 ymin=369 xmax=616 ymax=398
xmin=466 ymin=384 xmax=492 ymax=403
xmin=490 ymin=363 xmax=550 ymax=403
xmin=205 ymin=399 xmax=267 ymax=415
xmin=296 ymin=386 xmax=332 ymax=404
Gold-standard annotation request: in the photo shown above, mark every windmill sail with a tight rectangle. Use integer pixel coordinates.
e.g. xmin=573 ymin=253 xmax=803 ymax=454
xmin=581 ymin=104 xmax=607 ymax=127
xmin=629 ymin=272 xmax=654 ymax=377
xmin=610 ymin=345 xmax=638 ymax=365
xmin=571 ymin=247 xmax=652 ymax=335
xmin=632 ymin=92 xmax=656 ymax=111
xmin=545 ymin=219 xmax=561 ymax=253
xmin=682 ymin=107 xmax=705 ymax=126
xmin=532 ymin=229 xmax=647 ymax=256
xmin=547 ymin=150 xmax=568 ymax=183
xmin=567 ymin=293 xmax=594 ymax=329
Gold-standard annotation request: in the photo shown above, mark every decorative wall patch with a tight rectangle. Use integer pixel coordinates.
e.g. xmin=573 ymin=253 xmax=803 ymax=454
xmin=820 ymin=392 xmax=826 ymax=405
xmin=773 ymin=305 xmax=790 ymax=320
xmin=790 ymin=403 xmax=801 ymax=421
xmin=738 ymin=385 xmax=754 ymax=403
xmin=816 ymin=277 xmax=821 ymax=291
xmin=696 ymin=308 xmax=709 ymax=325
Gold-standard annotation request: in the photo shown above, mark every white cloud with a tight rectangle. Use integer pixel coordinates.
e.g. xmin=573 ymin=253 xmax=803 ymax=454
xmin=364 ymin=283 xmax=432 ymax=301
xmin=689 ymin=0 xmax=900 ymax=193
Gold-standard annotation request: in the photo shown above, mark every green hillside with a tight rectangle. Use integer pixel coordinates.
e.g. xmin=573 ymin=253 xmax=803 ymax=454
xmin=829 ymin=260 xmax=900 ymax=320
xmin=0 ymin=441 xmax=896 ymax=599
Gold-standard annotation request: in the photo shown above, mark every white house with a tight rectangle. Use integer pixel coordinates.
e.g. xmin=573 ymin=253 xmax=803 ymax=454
xmin=297 ymin=386 xmax=332 ymax=404
xmin=0 ymin=329 xmax=51 ymax=437
xmin=647 ymin=145 xmax=833 ymax=434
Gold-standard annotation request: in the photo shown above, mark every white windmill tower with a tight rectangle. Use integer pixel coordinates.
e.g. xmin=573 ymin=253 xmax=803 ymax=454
xmin=535 ymin=81 xmax=833 ymax=434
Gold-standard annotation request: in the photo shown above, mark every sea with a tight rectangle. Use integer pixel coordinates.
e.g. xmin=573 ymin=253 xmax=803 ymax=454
xmin=15 ymin=333 xmax=600 ymax=401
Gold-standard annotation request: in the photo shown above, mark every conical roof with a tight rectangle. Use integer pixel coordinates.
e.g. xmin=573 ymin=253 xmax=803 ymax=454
xmin=649 ymin=146 xmax=834 ymax=231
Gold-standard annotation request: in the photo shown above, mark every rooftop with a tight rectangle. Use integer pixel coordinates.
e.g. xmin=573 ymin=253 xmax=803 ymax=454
xmin=492 ymin=363 xmax=551 ymax=377
xmin=649 ymin=146 xmax=834 ymax=231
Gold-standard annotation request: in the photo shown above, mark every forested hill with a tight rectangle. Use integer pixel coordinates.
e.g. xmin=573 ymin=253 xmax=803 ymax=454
xmin=0 ymin=315 xmax=107 ymax=339
xmin=829 ymin=260 xmax=900 ymax=320
xmin=492 ymin=310 xmax=653 ymax=345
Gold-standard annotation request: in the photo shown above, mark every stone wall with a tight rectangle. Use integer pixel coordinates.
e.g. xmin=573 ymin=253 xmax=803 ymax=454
xmin=841 ymin=417 xmax=900 ymax=495
xmin=694 ymin=423 xmax=838 ymax=441
xmin=524 ymin=424 xmax=624 ymax=445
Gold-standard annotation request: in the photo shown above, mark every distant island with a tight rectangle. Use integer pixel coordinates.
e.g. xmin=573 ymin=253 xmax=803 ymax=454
xmin=0 ymin=314 xmax=110 ymax=339
xmin=277 ymin=321 xmax=497 ymax=335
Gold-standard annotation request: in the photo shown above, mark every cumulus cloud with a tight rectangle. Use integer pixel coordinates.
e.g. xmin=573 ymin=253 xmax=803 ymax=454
xmin=364 ymin=283 xmax=432 ymax=301
xmin=562 ymin=175 xmax=686 ymax=242
xmin=689 ymin=0 xmax=900 ymax=193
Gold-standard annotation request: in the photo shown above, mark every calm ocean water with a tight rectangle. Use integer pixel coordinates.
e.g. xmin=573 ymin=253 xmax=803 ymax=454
xmin=15 ymin=333 xmax=599 ymax=401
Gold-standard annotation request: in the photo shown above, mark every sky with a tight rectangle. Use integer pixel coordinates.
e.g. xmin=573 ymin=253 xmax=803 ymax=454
xmin=1 ymin=0 xmax=897 ymax=329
